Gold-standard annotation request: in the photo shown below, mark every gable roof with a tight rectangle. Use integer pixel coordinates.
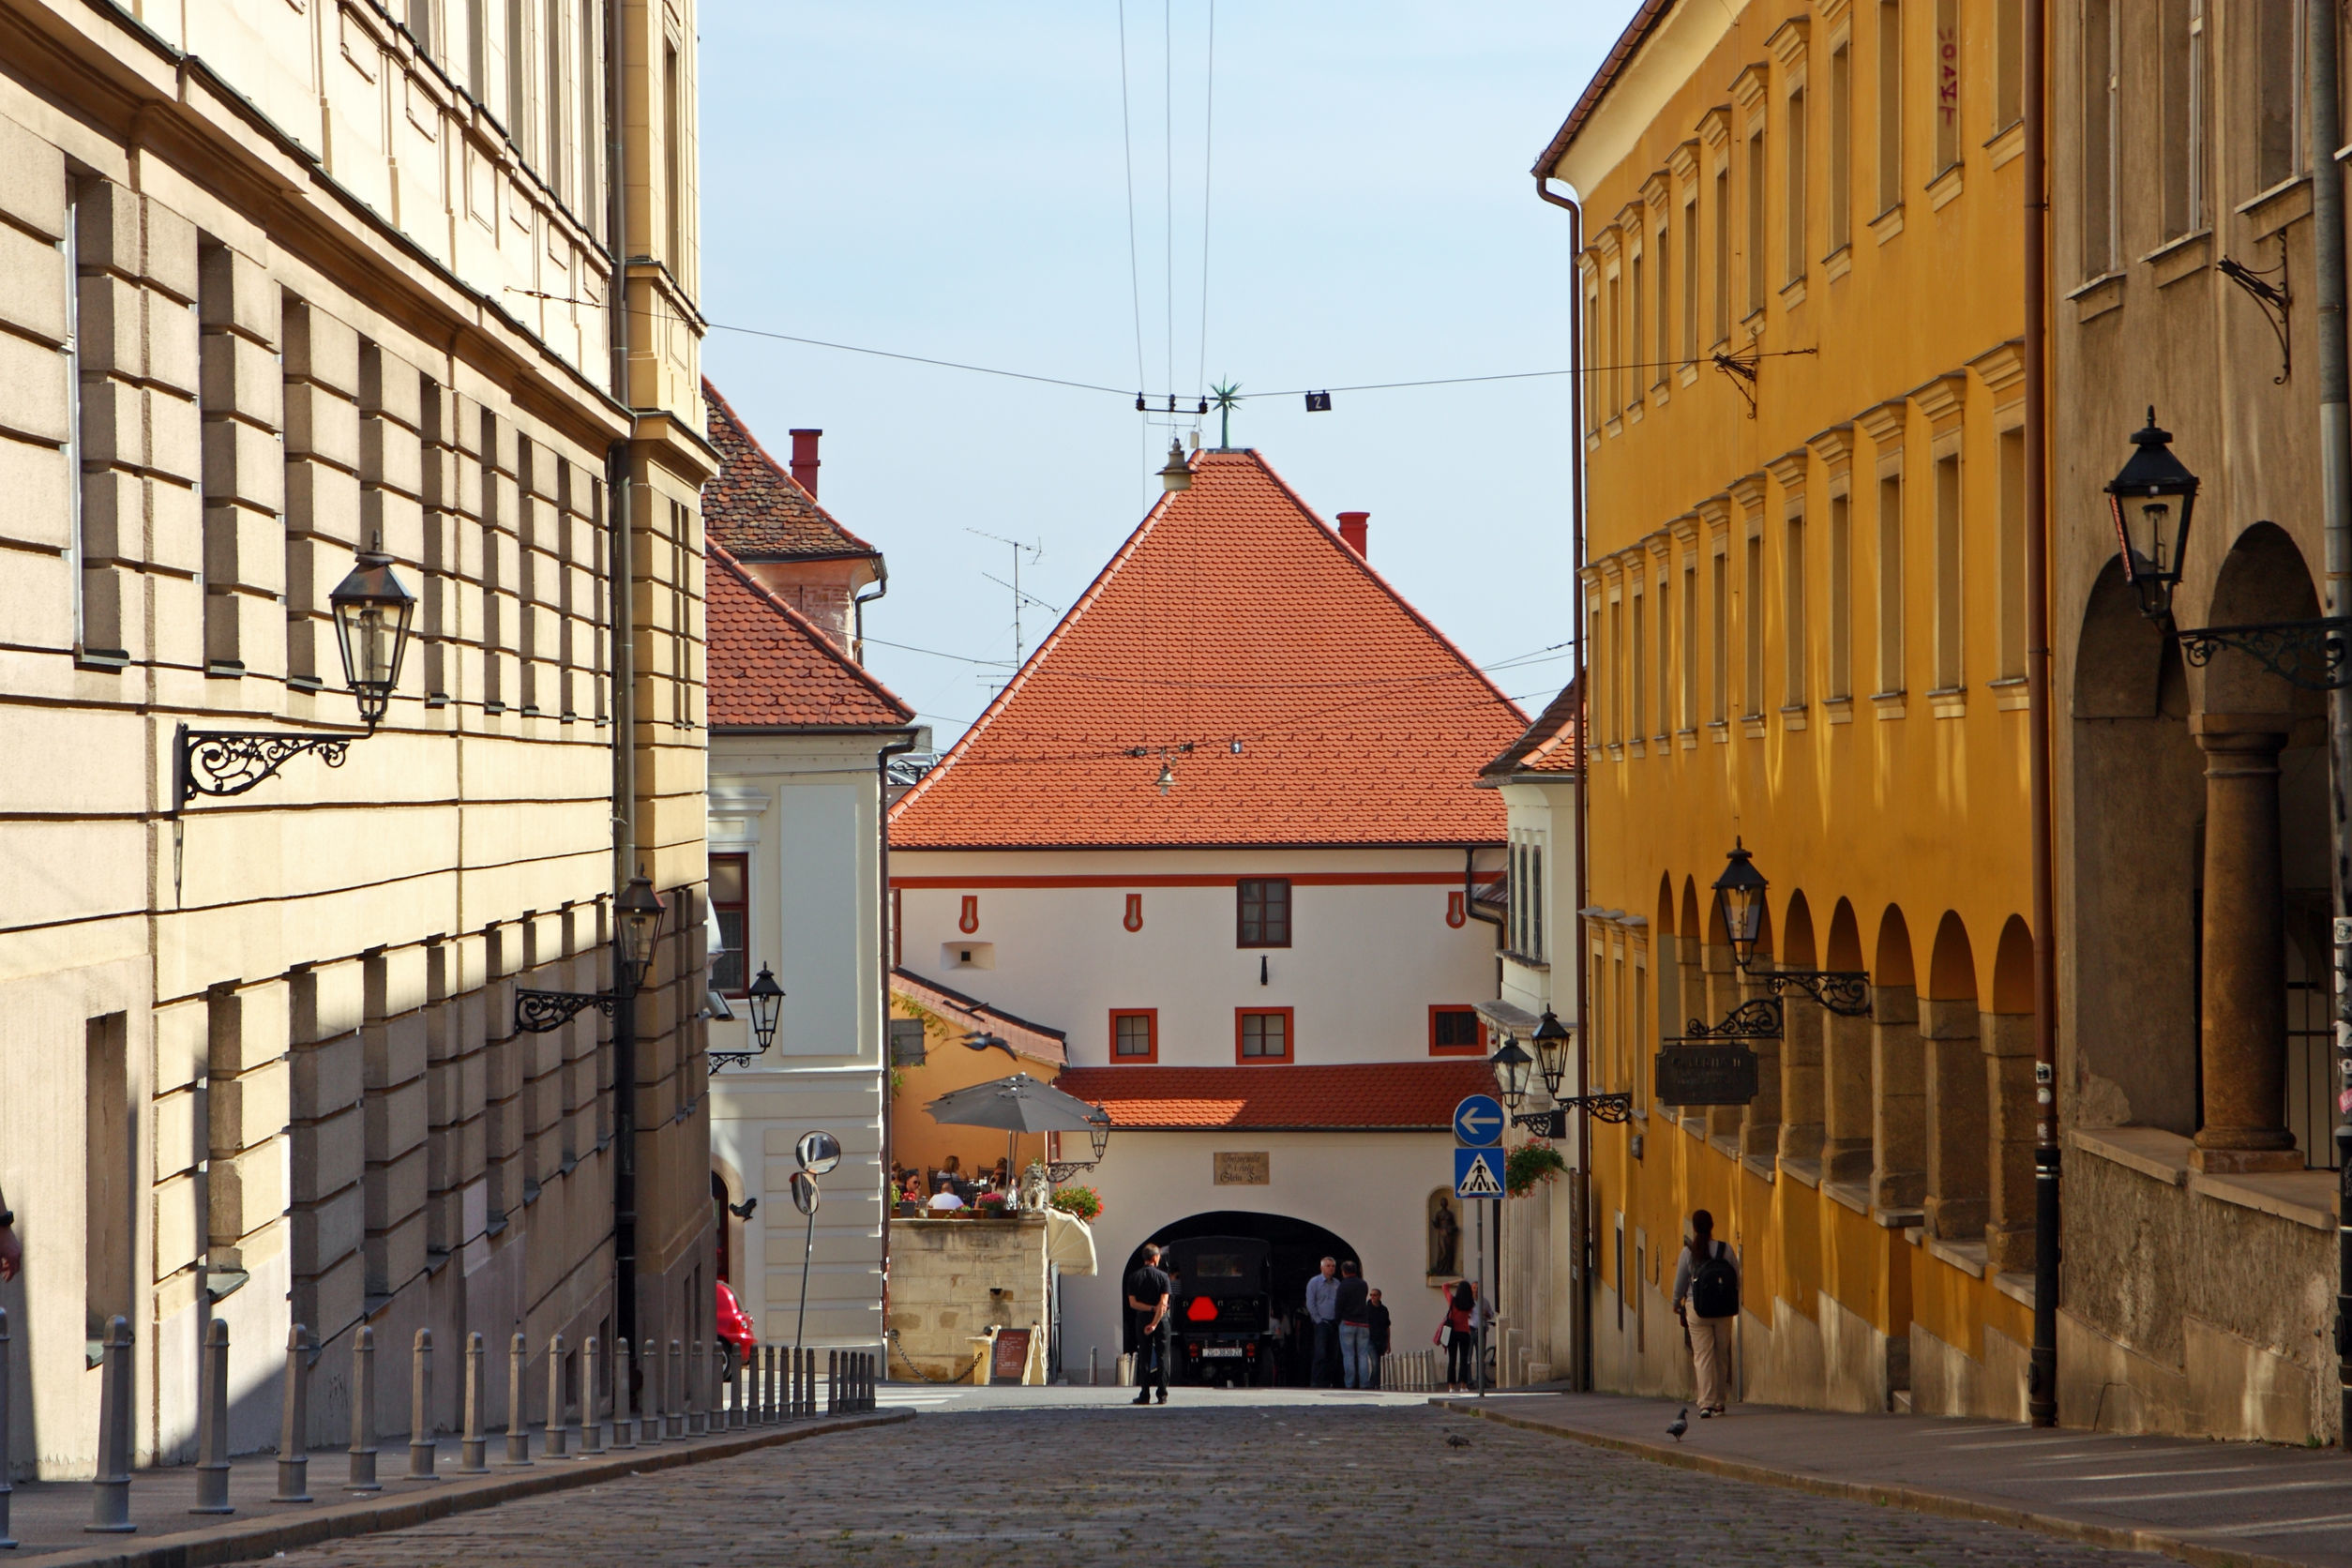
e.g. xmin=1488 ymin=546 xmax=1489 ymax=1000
xmin=888 ymin=448 xmax=1525 ymax=851
xmin=1529 ymin=0 xmax=1677 ymax=181
xmin=701 ymin=380 xmax=880 ymax=562
xmin=706 ymin=543 xmax=914 ymax=731
xmin=1053 ymin=1061 xmax=1497 ymax=1132
xmin=891 ymin=968 xmax=1066 ymax=1067
xmin=1481 ymin=676 xmax=1581 ymax=780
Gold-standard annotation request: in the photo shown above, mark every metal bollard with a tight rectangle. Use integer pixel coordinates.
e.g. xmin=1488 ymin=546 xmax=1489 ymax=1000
xmin=827 ymin=1349 xmax=838 ymax=1416
xmin=274 ymin=1324 xmax=314 ymax=1503
xmin=729 ymin=1348 xmax=745 ymax=1430
xmin=191 ymin=1317 xmax=234 ymax=1513
xmin=761 ymin=1345 xmax=776 ymax=1424
xmin=0 ymin=1306 xmax=13 ymax=1549
xmin=460 ymin=1333 xmax=489 ymax=1473
xmin=686 ymin=1339 xmax=705 ymax=1438
xmin=710 ymin=1341 xmax=725 ymax=1432
xmin=407 ymin=1328 xmax=439 ymax=1481
xmin=612 ymin=1338 xmax=638 ymax=1450
xmin=348 ymin=1324 xmax=381 ymax=1493
xmin=581 ymin=1336 xmax=604 ymax=1454
xmin=641 ymin=1340 xmax=663 ymax=1445
xmin=801 ymin=1345 xmax=813 ymax=1419
xmin=543 ymin=1333 xmax=569 ymax=1458
xmin=1090 ymin=1346 xmax=1099 ymax=1387
xmin=86 ymin=1314 xmax=135 ymax=1532
xmin=504 ymin=1333 xmax=532 ymax=1466
xmin=667 ymin=1339 xmax=684 ymax=1440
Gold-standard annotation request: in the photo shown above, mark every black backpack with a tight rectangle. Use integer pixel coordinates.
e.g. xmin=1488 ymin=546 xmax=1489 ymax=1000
xmin=1690 ymin=1243 xmax=1739 ymax=1319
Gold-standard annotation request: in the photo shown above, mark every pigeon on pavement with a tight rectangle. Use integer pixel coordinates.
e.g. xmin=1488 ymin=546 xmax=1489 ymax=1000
xmin=1666 ymin=1408 xmax=1688 ymax=1441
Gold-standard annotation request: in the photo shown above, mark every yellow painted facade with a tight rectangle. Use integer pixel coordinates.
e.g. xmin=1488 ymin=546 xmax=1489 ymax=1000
xmin=886 ymin=988 xmax=1067 ymax=1189
xmin=1541 ymin=0 xmax=2040 ymax=1416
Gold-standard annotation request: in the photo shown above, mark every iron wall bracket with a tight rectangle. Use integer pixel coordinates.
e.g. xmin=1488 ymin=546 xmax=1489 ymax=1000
xmin=514 ymin=988 xmax=618 ymax=1034
xmin=2177 ymin=616 xmax=2352 ymax=692
xmin=176 ymin=723 xmax=364 ymax=807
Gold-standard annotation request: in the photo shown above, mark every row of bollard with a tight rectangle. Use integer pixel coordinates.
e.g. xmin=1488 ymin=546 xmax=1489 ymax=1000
xmin=32 ymin=1311 xmax=882 ymax=1533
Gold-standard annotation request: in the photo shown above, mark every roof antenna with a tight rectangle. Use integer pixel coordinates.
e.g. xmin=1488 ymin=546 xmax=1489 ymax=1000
xmin=966 ymin=528 xmax=1045 ymax=678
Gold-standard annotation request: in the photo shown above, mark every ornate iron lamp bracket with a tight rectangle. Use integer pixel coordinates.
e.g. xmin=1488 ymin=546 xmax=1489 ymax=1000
xmin=1680 ymin=997 xmax=1787 ymax=1040
xmin=2176 ymin=616 xmax=2352 ymax=692
xmin=176 ymin=725 xmax=359 ymax=807
xmin=514 ymin=988 xmax=618 ymax=1034
xmin=1511 ymin=1093 xmax=1635 ymax=1138
xmin=706 ymin=1045 xmax=769 ymax=1073
xmin=2217 ymin=249 xmax=2291 ymax=384
xmin=1043 ymin=1159 xmax=1101 ymax=1184
xmin=1760 ymin=969 xmax=1874 ymax=1017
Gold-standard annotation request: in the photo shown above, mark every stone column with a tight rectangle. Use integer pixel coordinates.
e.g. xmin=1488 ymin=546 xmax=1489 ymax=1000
xmin=2190 ymin=716 xmax=2302 ymax=1173
xmin=1870 ymin=982 xmax=1925 ymax=1214
xmin=1820 ymin=1005 xmax=1876 ymax=1187
xmin=1982 ymin=1009 xmax=2037 ymax=1273
xmin=1704 ymin=942 xmax=1743 ymax=1143
xmin=1777 ymin=978 xmax=1826 ymax=1169
xmin=1920 ymin=996 xmax=1986 ymax=1242
xmin=1740 ymin=960 xmax=1784 ymax=1166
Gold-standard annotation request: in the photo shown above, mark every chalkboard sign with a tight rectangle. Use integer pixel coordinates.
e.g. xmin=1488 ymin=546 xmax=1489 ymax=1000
xmin=1653 ymin=1046 xmax=1759 ymax=1106
xmin=989 ymin=1328 xmax=1032 ymax=1384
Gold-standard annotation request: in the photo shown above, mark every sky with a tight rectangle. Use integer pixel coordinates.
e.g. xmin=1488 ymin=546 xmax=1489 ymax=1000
xmin=698 ymin=2 xmax=1621 ymax=751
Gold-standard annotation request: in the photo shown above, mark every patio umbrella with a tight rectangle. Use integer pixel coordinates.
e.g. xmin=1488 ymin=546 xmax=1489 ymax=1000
xmin=922 ymin=1074 xmax=1108 ymax=1197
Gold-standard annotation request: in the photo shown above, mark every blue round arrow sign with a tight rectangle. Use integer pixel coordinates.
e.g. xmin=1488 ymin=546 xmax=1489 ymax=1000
xmin=1453 ymin=1094 xmax=1505 ymax=1147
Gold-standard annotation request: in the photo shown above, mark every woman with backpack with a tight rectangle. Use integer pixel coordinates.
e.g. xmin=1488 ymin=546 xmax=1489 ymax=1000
xmin=1671 ymin=1209 xmax=1740 ymax=1417
xmin=1436 ymin=1279 xmax=1479 ymax=1393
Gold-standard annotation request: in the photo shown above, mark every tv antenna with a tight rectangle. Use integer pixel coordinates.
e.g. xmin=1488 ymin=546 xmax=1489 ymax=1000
xmin=967 ymin=529 xmax=1047 ymax=674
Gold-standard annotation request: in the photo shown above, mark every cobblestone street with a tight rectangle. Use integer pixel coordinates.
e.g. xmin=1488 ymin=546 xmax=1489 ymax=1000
xmin=269 ymin=1398 xmax=2164 ymax=1566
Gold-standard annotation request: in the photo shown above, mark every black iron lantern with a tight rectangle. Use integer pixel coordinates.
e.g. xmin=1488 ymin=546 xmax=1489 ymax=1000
xmin=327 ymin=538 xmax=416 ymax=729
xmin=1530 ymin=1009 xmax=1573 ymax=1098
xmin=617 ymin=871 xmax=666 ymax=988
xmin=1712 ymin=839 xmax=1769 ymax=972
xmin=2104 ymin=408 xmax=2200 ymax=620
xmin=1489 ymin=1036 xmax=1535 ymax=1111
xmin=746 ymin=962 xmax=785 ymax=1053
xmin=1088 ymin=1108 xmax=1111 ymax=1162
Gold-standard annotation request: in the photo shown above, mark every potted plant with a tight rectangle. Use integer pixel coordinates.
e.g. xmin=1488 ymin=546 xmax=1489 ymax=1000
xmin=975 ymin=1191 xmax=1010 ymax=1218
xmin=1048 ymin=1185 xmax=1103 ymax=1222
xmin=1505 ymin=1140 xmax=1569 ymax=1198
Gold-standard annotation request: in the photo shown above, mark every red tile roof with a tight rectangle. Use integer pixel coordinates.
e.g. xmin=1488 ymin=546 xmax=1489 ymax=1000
xmin=707 ymin=544 xmax=915 ymax=730
xmin=889 ymin=448 xmax=1525 ymax=849
xmin=702 ymin=380 xmax=881 ymax=561
xmin=1053 ymin=1060 xmax=1498 ymax=1131
xmin=1482 ymin=676 xmax=1580 ymax=779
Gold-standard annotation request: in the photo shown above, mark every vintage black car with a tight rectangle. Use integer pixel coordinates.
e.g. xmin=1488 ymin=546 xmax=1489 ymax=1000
xmin=1165 ymin=1235 xmax=1274 ymax=1386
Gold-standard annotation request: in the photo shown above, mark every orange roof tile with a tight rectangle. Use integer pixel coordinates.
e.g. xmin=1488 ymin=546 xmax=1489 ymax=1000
xmin=888 ymin=449 xmax=1525 ymax=849
xmin=702 ymin=381 xmax=880 ymax=562
xmin=707 ymin=544 xmax=914 ymax=731
xmin=1053 ymin=1060 xmax=1498 ymax=1131
xmin=1482 ymin=676 xmax=1580 ymax=778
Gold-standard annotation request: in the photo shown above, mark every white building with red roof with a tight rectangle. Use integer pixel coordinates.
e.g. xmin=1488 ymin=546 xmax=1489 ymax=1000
xmin=888 ymin=446 xmax=1525 ymax=1384
xmin=702 ymin=395 xmax=918 ymax=1366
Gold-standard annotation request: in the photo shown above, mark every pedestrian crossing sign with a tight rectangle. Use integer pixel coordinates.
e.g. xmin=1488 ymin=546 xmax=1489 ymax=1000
xmin=1455 ymin=1147 xmax=1504 ymax=1199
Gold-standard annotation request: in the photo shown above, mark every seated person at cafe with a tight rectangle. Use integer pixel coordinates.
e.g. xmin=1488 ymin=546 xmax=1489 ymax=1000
xmin=928 ymin=1178 xmax=966 ymax=1213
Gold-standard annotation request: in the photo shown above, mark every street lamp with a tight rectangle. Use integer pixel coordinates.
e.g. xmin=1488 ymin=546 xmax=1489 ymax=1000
xmin=1158 ymin=439 xmax=1193 ymax=493
xmin=1530 ymin=1009 xmax=1573 ymax=1098
xmin=2104 ymin=408 xmax=2199 ymax=621
xmin=746 ymin=964 xmax=785 ymax=1053
xmin=1711 ymin=838 xmax=1770 ymax=972
xmin=516 ymin=869 xmax=667 ymax=1035
xmin=176 ymin=538 xmax=418 ymax=806
xmin=1488 ymin=1036 xmax=1535 ymax=1111
xmin=616 ymin=870 xmax=667 ymax=988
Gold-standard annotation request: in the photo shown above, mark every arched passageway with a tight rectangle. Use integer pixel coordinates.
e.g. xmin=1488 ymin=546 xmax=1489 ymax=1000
xmin=1122 ymin=1211 xmax=1363 ymax=1385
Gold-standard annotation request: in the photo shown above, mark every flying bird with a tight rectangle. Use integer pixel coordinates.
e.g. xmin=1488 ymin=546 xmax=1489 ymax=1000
xmin=1667 ymin=1408 xmax=1688 ymax=1441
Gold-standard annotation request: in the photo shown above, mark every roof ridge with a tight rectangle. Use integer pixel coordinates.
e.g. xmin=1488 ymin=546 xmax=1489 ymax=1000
xmin=701 ymin=378 xmax=881 ymax=558
xmin=708 ymin=540 xmax=914 ymax=725
xmin=889 ymin=965 xmax=1067 ymax=1040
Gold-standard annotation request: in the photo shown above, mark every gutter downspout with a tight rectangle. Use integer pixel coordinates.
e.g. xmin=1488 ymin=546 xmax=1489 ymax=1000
xmin=606 ymin=0 xmax=640 ymax=1355
xmin=877 ymin=731 xmax=919 ymax=1366
xmin=853 ymin=560 xmax=889 ymax=667
xmin=1535 ymin=172 xmax=1590 ymax=1395
xmin=1464 ymin=846 xmax=1504 ymax=931
xmin=2307 ymin=0 xmax=2352 ymax=1450
xmin=2024 ymin=0 xmax=2061 ymax=1429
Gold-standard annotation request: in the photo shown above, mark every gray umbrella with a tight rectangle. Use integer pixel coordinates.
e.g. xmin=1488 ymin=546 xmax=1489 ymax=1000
xmin=923 ymin=1073 xmax=1107 ymax=1134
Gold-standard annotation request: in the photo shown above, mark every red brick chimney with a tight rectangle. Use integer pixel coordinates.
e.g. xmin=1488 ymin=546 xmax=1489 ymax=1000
xmin=1336 ymin=511 xmax=1369 ymax=559
xmin=789 ymin=429 xmax=822 ymax=497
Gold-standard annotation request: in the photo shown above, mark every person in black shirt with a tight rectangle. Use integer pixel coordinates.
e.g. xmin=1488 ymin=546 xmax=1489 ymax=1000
xmin=1364 ymin=1287 xmax=1392 ymax=1366
xmin=1334 ymin=1260 xmax=1374 ymax=1389
xmin=1126 ymin=1243 xmax=1171 ymax=1405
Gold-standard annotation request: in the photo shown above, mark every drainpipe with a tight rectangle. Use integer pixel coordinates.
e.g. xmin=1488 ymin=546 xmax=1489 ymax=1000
xmin=1534 ymin=172 xmax=1590 ymax=1394
xmin=605 ymin=0 xmax=640 ymax=1354
xmin=1463 ymin=847 xmax=1504 ymax=931
xmin=877 ymin=731 xmax=919 ymax=1364
xmin=853 ymin=560 xmax=889 ymax=666
xmin=2023 ymin=0 xmax=2061 ymax=1430
xmin=2307 ymin=0 xmax=2352 ymax=1451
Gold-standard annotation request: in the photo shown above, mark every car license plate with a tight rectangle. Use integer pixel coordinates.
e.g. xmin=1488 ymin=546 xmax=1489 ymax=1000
xmin=1202 ymin=1347 xmax=1243 ymax=1358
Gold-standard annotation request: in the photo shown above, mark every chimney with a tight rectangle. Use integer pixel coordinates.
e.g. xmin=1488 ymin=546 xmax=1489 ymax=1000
xmin=1336 ymin=511 xmax=1369 ymax=559
xmin=788 ymin=429 xmax=822 ymax=497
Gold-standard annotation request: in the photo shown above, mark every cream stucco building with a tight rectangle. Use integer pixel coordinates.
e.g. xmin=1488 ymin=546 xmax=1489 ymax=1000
xmin=0 ymin=0 xmax=715 ymax=1477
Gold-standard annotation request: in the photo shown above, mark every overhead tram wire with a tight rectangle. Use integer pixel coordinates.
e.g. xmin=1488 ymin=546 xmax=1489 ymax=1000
xmin=1196 ymin=0 xmax=1214 ymax=407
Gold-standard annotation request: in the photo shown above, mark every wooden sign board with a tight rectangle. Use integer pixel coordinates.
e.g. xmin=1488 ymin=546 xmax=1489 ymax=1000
xmin=989 ymin=1328 xmax=1032 ymax=1384
xmin=1653 ymin=1046 xmax=1759 ymax=1106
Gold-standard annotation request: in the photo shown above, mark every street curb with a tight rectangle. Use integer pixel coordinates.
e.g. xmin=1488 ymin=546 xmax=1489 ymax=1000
xmin=1433 ymin=1399 xmax=2310 ymax=1568
xmin=21 ymin=1410 xmax=914 ymax=1568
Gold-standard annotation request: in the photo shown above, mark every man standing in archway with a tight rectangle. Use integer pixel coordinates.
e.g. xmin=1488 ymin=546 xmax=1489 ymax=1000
xmin=1304 ymin=1256 xmax=1341 ymax=1388
xmin=1127 ymin=1243 xmax=1171 ymax=1406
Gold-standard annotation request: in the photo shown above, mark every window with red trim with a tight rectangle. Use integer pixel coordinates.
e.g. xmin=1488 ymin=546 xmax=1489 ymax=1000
xmin=1236 ymin=1007 xmax=1293 ymax=1063
xmin=1237 ymin=879 xmax=1291 ymax=947
xmin=1110 ymin=1008 xmax=1158 ymax=1063
xmin=1429 ymin=1005 xmax=1486 ymax=1056
xmin=709 ymin=852 xmax=748 ymax=995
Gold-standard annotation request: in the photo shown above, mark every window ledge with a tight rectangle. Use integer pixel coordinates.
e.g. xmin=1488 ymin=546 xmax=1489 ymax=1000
xmin=1586 ymin=430 xmax=1602 ymax=453
xmin=1708 ymin=718 xmax=1730 ymax=744
xmin=1605 ymin=415 xmax=1624 ymax=439
xmin=1986 ymin=119 xmax=2024 ymax=170
xmin=1822 ymin=695 xmax=1856 ymax=725
xmin=1927 ymin=163 xmax=1964 ymax=211
xmin=2239 ymin=174 xmax=2312 ymax=241
xmin=1678 ymin=727 xmax=1700 ymax=749
xmin=1628 ymin=737 xmax=1647 ymax=758
xmin=1925 ymin=1234 xmax=1987 ymax=1278
xmin=1679 ymin=362 xmax=1701 ymax=388
xmin=1627 ymin=397 xmax=1646 ymax=425
xmin=1869 ymin=203 xmax=1905 ymax=245
xmin=2067 ymin=271 xmax=2125 ymax=323
xmin=1606 ymin=743 xmax=1624 ymax=761
xmin=2142 ymin=228 xmax=2212 ymax=289
xmin=1870 ymin=688 xmax=1907 ymax=719
xmin=1928 ymin=686 xmax=1968 ymax=718
xmin=1780 ymin=274 xmax=1808 ymax=310
xmin=76 ymin=648 xmax=130 ymax=672
xmin=1989 ymin=675 xmax=2030 ymax=711
xmin=1739 ymin=712 xmax=1767 ymax=739
xmin=205 ymin=659 xmax=248 ymax=679
xmin=1651 ymin=382 xmax=1670 ymax=409
xmin=1778 ymin=701 xmax=1809 ymax=732
xmin=1823 ymin=243 xmax=1853 ymax=283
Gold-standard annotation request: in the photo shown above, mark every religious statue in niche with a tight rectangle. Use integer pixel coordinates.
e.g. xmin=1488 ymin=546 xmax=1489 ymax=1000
xmin=1426 ymin=1188 xmax=1461 ymax=1277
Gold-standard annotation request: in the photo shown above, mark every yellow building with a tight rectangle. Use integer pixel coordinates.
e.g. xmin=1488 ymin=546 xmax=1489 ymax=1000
xmin=887 ymin=972 xmax=1070 ymax=1193
xmin=1534 ymin=0 xmax=2038 ymax=1417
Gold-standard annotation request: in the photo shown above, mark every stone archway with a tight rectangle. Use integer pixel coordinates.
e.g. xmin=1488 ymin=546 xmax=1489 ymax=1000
xmin=1123 ymin=1210 xmax=1364 ymax=1385
xmin=1923 ymin=912 xmax=1985 ymax=1244
xmin=1872 ymin=908 xmax=1922 ymax=1214
xmin=1821 ymin=899 xmax=1875 ymax=1188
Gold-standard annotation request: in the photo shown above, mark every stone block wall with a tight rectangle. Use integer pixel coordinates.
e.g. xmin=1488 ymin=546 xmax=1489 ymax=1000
xmin=887 ymin=1217 xmax=1051 ymax=1380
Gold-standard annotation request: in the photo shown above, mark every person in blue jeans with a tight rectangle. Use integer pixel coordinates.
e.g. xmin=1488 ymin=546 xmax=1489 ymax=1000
xmin=1334 ymin=1260 xmax=1374 ymax=1389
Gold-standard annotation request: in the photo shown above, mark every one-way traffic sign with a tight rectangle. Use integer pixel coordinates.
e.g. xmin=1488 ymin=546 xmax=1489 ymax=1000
xmin=1455 ymin=1146 xmax=1505 ymax=1199
xmin=1453 ymin=1094 xmax=1505 ymax=1147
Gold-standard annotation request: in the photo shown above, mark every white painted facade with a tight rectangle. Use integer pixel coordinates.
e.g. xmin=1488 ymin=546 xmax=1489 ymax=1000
xmin=892 ymin=844 xmax=1506 ymax=1371
xmin=707 ymin=731 xmax=908 ymax=1358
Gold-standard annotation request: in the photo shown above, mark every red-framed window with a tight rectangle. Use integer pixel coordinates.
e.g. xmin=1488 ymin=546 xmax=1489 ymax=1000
xmin=1235 ymin=1007 xmax=1294 ymax=1063
xmin=1110 ymin=1008 xmax=1158 ymax=1063
xmin=1429 ymin=1005 xmax=1487 ymax=1056
xmin=1237 ymin=878 xmax=1292 ymax=947
xmin=708 ymin=852 xmax=748 ymax=995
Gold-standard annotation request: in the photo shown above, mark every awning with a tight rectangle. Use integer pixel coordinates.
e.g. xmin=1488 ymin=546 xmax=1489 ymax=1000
xmin=1044 ymin=1208 xmax=1097 ymax=1275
